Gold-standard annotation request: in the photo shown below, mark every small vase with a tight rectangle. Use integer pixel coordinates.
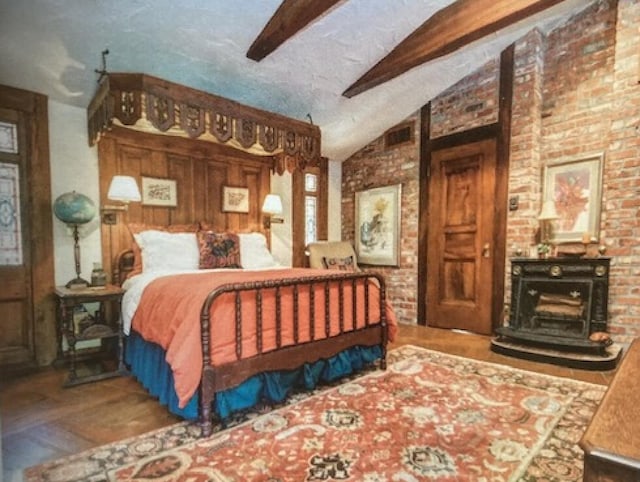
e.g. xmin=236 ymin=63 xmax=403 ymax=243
xmin=91 ymin=262 xmax=108 ymax=287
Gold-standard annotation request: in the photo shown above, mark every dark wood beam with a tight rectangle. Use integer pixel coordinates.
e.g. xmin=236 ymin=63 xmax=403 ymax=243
xmin=247 ymin=0 xmax=345 ymax=61
xmin=343 ymin=0 xmax=565 ymax=98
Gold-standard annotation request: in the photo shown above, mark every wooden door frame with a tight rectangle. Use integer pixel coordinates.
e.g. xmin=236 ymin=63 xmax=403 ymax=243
xmin=418 ymin=44 xmax=513 ymax=330
xmin=0 ymin=84 xmax=56 ymax=367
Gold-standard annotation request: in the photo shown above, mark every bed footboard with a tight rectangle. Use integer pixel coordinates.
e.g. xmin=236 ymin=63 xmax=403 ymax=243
xmin=198 ymin=272 xmax=388 ymax=437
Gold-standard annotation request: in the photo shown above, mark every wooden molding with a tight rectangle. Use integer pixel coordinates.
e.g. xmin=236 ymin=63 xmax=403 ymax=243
xmin=343 ymin=0 xmax=564 ymax=98
xmin=88 ymin=73 xmax=322 ymax=173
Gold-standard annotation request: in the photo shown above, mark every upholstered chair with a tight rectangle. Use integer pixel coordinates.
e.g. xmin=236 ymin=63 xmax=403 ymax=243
xmin=306 ymin=241 xmax=360 ymax=271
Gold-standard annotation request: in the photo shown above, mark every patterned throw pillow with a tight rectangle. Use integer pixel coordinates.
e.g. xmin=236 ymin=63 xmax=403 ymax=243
xmin=322 ymin=255 xmax=356 ymax=271
xmin=197 ymin=231 xmax=241 ymax=269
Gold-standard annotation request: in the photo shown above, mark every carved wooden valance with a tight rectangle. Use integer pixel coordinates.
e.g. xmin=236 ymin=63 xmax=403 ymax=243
xmin=87 ymin=73 xmax=321 ymax=173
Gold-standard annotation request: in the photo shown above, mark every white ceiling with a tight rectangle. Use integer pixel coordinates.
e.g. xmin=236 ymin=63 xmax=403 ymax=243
xmin=0 ymin=0 xmax=592 ymax=161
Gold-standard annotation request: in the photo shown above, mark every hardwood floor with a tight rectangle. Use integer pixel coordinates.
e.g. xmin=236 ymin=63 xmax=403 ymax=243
xmin=1 ymin=324 xmax=617 ymax=481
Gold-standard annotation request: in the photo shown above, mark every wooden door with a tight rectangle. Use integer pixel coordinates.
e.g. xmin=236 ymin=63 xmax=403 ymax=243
xmin=426 ymin=139 xmax=496 ymax=334
xmin=0 ymin=85 xmax=55 ymax=369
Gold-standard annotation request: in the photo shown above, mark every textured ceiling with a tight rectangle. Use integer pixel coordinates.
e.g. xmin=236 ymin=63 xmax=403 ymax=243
xmin=0 ymin=0 xmax=591 ymax=160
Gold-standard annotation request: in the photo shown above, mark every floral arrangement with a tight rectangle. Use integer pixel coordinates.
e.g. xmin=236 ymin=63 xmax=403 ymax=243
xmin=537 ymin=243 xmax=551 ymax=256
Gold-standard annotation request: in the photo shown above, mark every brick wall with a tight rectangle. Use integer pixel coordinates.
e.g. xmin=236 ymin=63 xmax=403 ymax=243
xmin=341 ymin=0 xmax=640 ymax=343
xmin=604 ymin=0 xmax=640 ymax=343
xmin=506 ymin=29 xmax=546 ymax=299
xmin=341 ymin=117 xmax=420 ymax=324
xmin=430 ymin=59 xmax=500 ymax=139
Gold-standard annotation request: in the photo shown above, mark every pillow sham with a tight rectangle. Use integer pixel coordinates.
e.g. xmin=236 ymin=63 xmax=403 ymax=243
xmin=322 ymin=255 xmax=356 ymax=271
xmin=133 ymin=230 xmax=199 ymax=272
xmin=127 ymin=223 xmax=199 ymax=278
xmin=197 ymin=231 xmax=241 ymax=269
xmin=238 ymin=232 xmax=280 ymax=269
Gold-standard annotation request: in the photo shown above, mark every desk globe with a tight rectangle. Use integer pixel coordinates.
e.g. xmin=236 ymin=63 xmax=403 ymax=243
xmin=53 ymin=191 xmax=96 ymax=288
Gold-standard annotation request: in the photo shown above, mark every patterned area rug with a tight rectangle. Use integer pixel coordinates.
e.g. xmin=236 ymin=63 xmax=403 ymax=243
xmin=25 ymin=346 xmax=605 ymax=481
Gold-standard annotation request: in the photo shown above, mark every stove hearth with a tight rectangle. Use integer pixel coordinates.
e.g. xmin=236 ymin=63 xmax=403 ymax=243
xmin=492 ymin=257 xmax=621 ymax=369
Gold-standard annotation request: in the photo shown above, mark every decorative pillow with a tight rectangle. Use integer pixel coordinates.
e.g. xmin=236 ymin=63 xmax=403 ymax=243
xmin=197 ymin=231 xmax=241 ymax=269
xmin=322 ymin=255 xmax=356 ymax=271
xmin=238 ymin=232 xmax=280 ymax=269
xmin=126 ymin=223 xmax=198 ymax=278
xmin=133 ymin=230 xmax=199 ymax=272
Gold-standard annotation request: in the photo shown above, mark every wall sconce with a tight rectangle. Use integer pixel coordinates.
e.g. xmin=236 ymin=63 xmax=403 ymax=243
xmin=101 ymin=175 xmax=142 ymax=224
xmin=262 ymin=194 xmax=284 ymax=229
xmin=101 ymin=175 xmax=141 ymax=281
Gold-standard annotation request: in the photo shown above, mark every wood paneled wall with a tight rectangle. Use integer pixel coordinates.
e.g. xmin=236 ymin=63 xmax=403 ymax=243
xmin=98 ymin=126 xmax=272 ymax=279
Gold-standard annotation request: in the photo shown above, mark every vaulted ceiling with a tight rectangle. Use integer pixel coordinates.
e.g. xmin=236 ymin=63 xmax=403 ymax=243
xmin=0 ymin=0 xmax=593 ymax=161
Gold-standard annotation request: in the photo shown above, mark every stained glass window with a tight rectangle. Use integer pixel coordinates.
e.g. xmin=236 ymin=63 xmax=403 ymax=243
xmin=0 ymin=122 xmax=18 ymax=154
xmin=305 ymin=195 xmax=317 ymax=247
xmin=0 ymin=163 xmax=22 ymax=265
xmin=305 ymin=173 xmax=317 ymax=192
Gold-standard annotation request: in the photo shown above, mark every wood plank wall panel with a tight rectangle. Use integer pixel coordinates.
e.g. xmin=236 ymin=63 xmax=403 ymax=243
xmin=203 ymin=161 xmax=227 ymax=227
xmin=98 ymin=126 xmax=272 ymax=280
xmin=166 ymin=154 xmax=193 ymax=225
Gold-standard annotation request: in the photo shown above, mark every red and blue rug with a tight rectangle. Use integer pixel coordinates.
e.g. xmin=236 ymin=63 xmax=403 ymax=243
xmin=25 ymin=345 xmax=605 ymax=481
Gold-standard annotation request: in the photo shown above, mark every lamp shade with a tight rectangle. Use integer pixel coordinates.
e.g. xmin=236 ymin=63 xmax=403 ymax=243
xmin=262 ymin=194 xmax=283 ymax=215
xmin=53 ymin=191 xmax=96 ymax=225
xmin=107 ymin=175 xmax=141 ymax=202
xmin=538 ymin=200 xmax=559 ymax=221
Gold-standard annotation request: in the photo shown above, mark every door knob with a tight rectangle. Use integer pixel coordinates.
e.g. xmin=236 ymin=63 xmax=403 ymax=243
xmin=482 ymin=243 xmax=491 ymax=258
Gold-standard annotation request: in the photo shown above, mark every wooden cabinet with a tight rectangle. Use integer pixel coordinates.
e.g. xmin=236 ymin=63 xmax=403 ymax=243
xmin=54 ymin=285 xmax=126 ymax=386
xmin=580 ymin=339 xmax=640 ymax=480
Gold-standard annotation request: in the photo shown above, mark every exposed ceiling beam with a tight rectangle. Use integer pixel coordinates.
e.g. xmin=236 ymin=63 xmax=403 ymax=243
xmin=343 ymin=0 xmax=565 ymax=98
xmin=247 ymin=0 xmax=345 ymax=61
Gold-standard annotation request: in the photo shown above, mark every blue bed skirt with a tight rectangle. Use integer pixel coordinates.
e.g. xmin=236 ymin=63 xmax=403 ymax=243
xmin=124 ymin=330 xmax=383 ymax=420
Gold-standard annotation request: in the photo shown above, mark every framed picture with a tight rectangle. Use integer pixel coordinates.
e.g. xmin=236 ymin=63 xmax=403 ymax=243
xmin=542 ymin=154 xmax=603 ymax=243
xmin=141 ymin=177 xmax=177 ymax=207
xmin=222 ymin=186 xmax=249 ymax=213
xmin=355 ymin=183 xmax=402 ymax=266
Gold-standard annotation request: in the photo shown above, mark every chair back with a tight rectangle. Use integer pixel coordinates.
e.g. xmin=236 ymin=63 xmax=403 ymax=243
xmin=306 ymin=241 xmax=360 ymax=271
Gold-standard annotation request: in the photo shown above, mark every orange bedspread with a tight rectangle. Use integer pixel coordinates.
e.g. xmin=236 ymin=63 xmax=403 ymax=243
xmin=131 ymin=268 xmax=397 ymax=407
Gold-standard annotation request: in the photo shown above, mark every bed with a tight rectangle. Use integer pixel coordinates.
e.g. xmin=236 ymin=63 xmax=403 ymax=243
xmin=115 ymin=228 xmax=396 ymax=436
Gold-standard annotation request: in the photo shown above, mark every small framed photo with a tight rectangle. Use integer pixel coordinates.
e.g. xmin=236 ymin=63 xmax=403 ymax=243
xmin=355 ymin=183 xmax=402 ymax=266
xmin=141 ymin=177 xmax=177 ymax=207
xmin=222 ymin=186 xmax=249 ymax=213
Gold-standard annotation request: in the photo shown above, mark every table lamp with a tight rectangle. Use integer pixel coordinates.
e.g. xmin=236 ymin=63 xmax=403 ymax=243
xmin=538 ymin=200 xmax=559 ymax=255
xmin=53 ymin=191 xmax=97 ymax=289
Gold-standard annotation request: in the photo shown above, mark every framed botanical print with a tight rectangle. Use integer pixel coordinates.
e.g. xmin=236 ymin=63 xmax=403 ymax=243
xmin=355 ymin=183 xmax=402 ymax=266
xmin=542 ymin=154 xmax=604 ymax=243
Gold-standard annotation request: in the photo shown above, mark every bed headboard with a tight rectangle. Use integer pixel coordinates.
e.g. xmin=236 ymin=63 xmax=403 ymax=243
xmin=98 ymin=127 xmax=272 ymax=283
xmin=113 ymin=249 xmax=135 ymax=286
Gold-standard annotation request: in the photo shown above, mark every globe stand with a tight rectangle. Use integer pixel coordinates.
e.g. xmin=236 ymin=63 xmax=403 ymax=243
xmin=66 ymin=224 xmax=90 ymax=289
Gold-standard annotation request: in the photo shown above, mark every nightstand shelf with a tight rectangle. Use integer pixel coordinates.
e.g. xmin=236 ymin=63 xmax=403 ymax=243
xmin=54 ymin=285 xmax=126 ymax=387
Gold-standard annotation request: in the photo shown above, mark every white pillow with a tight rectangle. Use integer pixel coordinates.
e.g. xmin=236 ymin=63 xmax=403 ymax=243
xmin=134 ymin=230 xmax=199 ymax=272
xmin=238 ymin=233 xmax=280 ymax=269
